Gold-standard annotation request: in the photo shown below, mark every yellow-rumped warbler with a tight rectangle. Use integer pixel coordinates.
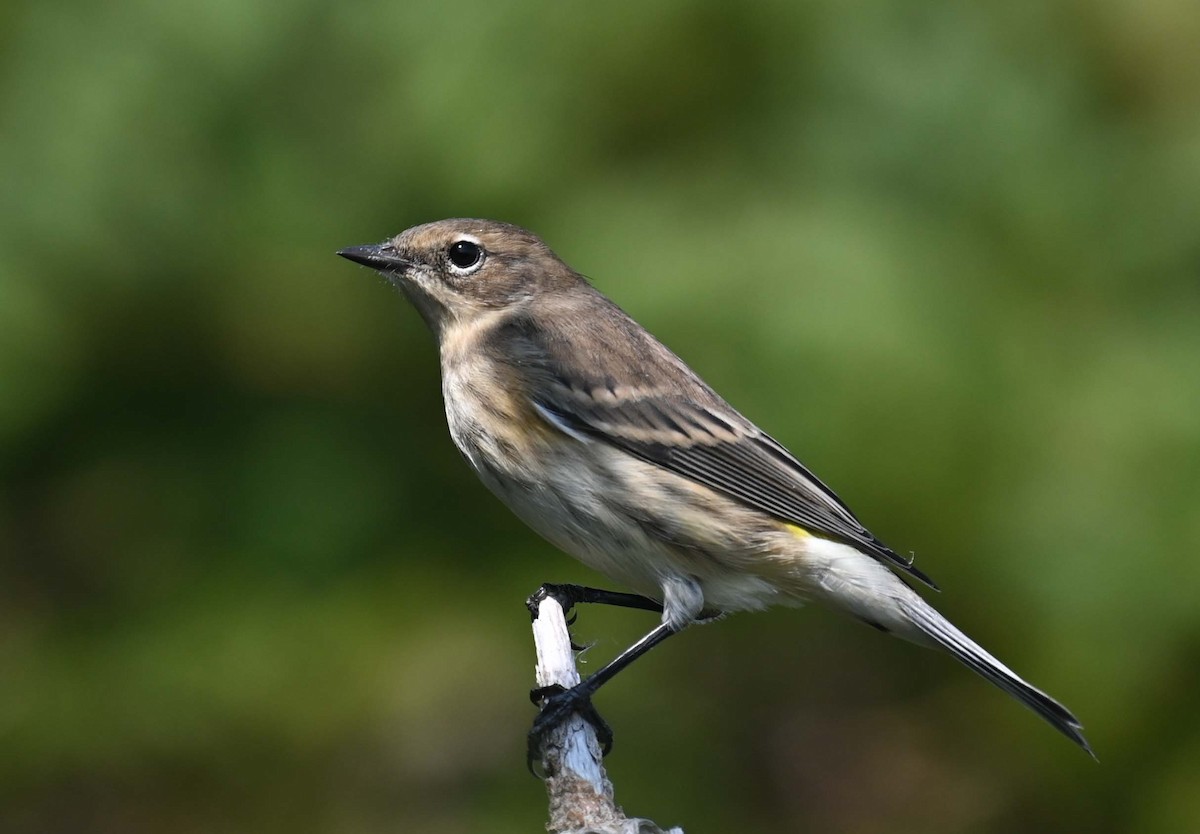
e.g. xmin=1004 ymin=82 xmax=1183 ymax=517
xmin=338 ymin=218 xmax=1092 ymax=760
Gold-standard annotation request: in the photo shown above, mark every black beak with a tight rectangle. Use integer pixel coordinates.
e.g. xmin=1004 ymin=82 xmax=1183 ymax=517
xmin=336 ymin=243 xmax=410 ymax=271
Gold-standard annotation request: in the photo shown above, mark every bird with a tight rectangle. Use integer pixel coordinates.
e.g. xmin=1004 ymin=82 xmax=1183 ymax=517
xmin=337 ymin=218 xmax=1092 ymax=762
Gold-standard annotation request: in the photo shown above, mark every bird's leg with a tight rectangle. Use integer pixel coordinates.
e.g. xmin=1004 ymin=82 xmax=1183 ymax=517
xmin=528 ymin=620 xmax=681 ymax=767
xmin=525 ymin=583 xmax=673 ymax=769
xmin=526 ymin=582 xmax=663 ymax=688
xmin=526 ymin=582 xmax=664 ymax=622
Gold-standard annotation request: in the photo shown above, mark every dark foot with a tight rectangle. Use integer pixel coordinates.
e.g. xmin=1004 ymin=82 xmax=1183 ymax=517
xmin=526 ymin=683 xmax=613 ymax=773
xmin=527 ymin=584 xmax=587 ymax=650
xmin=526 ymin=583 xmax=580 ymax=621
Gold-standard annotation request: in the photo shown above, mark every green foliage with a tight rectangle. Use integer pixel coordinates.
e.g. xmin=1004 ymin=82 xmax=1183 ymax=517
xmin=2 ymin=0 xmax=1198 ymax=831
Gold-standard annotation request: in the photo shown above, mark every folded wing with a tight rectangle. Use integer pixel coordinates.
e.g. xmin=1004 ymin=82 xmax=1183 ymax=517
xmin=533 ymin=383 xmax=937 ymax=589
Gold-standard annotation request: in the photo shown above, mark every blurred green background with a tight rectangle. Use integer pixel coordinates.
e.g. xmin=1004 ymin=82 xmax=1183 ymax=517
xmin=2 ymin=0 xmax=1199 ymax=831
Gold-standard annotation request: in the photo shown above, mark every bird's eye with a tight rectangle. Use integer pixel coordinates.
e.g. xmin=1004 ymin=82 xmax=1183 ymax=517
xmin=447 ymin=239 xmax=484 ymax=271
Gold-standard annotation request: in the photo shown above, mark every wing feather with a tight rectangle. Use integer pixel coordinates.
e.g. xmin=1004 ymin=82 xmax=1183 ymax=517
xmin=534 ymin=387 xmax=937 ymax=589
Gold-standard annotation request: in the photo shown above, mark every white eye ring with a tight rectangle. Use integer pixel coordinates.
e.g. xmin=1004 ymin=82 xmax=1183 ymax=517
xmin=446 ymin=235 xmax=485 ymax=275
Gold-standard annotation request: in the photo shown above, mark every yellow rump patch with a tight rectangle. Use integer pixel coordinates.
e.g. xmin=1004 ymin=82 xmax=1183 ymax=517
xmin=784 ymin=523 xmax=812 ymax=539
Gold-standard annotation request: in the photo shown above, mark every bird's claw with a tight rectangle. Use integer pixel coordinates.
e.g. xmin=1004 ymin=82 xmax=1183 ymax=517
xmin=527 ymin=585 xmax=587 ymax=649
xmin=526 ymin=583 xmax=578 ymax=620
xmin=526 ymin=683 xmax=613 ymax=773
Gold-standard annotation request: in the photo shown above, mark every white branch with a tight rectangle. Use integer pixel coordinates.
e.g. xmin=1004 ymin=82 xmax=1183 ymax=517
xmin=530 ymin=595 xmax=684 ymax=834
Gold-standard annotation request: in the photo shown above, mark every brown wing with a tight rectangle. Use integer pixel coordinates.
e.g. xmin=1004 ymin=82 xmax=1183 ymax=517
xmin=532 ymin=383 xmax=937 ymax=589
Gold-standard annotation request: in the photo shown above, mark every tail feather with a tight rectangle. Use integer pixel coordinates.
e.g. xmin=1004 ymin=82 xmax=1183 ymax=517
xmin=898 ymin=595 xmax=1095 ymax=758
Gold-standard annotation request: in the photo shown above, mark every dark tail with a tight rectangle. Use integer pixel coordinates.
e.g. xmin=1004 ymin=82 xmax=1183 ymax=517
xmin=899 ymin=595 xmax=1095 ymax=758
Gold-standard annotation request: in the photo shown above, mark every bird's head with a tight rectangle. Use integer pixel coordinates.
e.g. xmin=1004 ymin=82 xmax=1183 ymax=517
xmin=338 ymin=218 xmax=579 ymax=336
